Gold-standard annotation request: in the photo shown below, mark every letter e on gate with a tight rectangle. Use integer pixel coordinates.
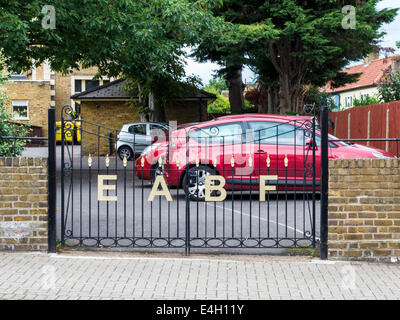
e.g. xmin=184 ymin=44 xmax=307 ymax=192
xmin=98 ymin=175 xmax=118 ymax=202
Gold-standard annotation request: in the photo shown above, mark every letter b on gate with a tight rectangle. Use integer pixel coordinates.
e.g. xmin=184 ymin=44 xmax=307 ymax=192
xmin=205 ymin=175 xmax=227 ymax=202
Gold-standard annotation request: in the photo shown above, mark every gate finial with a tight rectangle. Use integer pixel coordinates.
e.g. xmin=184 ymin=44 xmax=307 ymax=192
xmin=123 ymin=155 xmax=127 ymax=167
xmin=88 ymin=154 xmax=92 ymax=168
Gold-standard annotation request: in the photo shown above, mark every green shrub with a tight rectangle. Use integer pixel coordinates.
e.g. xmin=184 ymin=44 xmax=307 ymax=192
xmin=378 ymin=67 xmax=400 ymax=103
xmin=353 ymin=94 xmax=381 ymax=107
xmin=204 ymin=87 xmax=230 ymax=114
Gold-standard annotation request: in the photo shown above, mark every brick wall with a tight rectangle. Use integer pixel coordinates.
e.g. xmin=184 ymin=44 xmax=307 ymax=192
xmin=54 ymin=66 xmax=100 ymax=121
xmin=329 ymin=159 xmax=400 ymax=261
xmin=165 ymin=100 xmax=208 ymax=124
xmin=81 ymin=101 xmax=141 ymax=156
xmin=0 ymin=158 xmax=48 ymax=251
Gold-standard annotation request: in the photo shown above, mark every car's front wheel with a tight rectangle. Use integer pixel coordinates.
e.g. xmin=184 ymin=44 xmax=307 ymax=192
xmin=118 ymin=146 xmax=133 ymax=161
xmin=183 ymin=165 xmax=218 ymax=201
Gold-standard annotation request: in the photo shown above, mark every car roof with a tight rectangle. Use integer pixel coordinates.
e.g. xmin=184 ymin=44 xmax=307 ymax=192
xmin=122 ymin=122 xmax=169 ymax=127
xmin=171 ymin=114 xmax=313 ymax=137
xmin=215 ymin=113 xmax=313 ymax=121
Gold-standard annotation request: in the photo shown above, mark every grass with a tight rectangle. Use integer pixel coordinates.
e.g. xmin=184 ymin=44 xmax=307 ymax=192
xmin=287 ymin=247 xmax=320 ymax=258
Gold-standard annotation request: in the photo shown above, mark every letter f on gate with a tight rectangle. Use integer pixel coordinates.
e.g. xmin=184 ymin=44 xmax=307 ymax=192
xmin=259 ymin=175 xmax=278 ymax=202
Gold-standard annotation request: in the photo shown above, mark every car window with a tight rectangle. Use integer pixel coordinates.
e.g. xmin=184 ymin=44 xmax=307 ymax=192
xmin=150 ymin=124 xmax=168 ymax=143
xmin=150 ymin=124 xmax=168 ymax=132
xmin=189 ymin=122 xmax=243 ymax=144
xmin=129 ymin=124 xmax=146 ymax=135
xmin=248 ymin=121 xmax=321 ymax=146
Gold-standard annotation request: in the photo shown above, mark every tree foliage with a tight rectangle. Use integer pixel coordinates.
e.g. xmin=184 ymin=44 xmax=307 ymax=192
xmin=0 ymin=0 xmax=397 ymax=119
xmin=192 ymin=1 xmax=278 ymax=114
xmin=0 ymin=0 xmax=221 ymax=120
xmin=302 ymin=85 xmax=337 ymax=112
xmin=204 ymin=76 xmax=228 ymax=93
xmin=195 ymin=0 xmax=397 ymax=114
xmin=248 ymin=0 xmax=397 ymax=114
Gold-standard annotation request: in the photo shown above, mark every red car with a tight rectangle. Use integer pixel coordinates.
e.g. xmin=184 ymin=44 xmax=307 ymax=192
xmin=135 ymin=141 xmax=168 ymax=180
xmin=135 ymin=123 xmax=198 ymax=180
xmin=162 ymin=114 xmax=395 ymax=201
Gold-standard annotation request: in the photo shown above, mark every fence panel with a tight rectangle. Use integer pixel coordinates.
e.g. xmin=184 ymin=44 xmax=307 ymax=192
xmin=329 ymin=101 xmax=400 ymax=156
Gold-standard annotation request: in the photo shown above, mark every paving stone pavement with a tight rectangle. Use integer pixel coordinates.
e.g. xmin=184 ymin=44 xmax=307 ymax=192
xmin=0 ymin=252 xmax=399 ymax=300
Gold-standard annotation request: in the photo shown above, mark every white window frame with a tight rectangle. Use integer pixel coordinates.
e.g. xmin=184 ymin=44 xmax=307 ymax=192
xmin=344 ymin=96 xmax=353 ymax=108
xmin=12 ymin=100 xmax=29 ymax=120
xmin=71 ymin=75 xmax=112 ymax=109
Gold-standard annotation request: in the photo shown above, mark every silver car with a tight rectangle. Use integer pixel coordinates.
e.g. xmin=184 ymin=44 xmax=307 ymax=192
xmin=116 ymin=122 xmax=169 ymax=160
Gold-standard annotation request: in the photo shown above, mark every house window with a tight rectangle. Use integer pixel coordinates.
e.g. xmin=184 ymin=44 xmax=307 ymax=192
xmin=85 ymin=80 xmax=100 ymax=90
xmin=74 ymin=80 xmax=82 ymax=93
xmin=12 ymin=100 xmax=29 ymax=120
xmin=344 ymin=96 xmax=353 ymax=108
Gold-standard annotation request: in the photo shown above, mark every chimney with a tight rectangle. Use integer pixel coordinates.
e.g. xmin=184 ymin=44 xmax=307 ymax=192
xmin=364 ymin=48 xmax=380 ymax=64
xmin=392 ymin=56 xmax=400 ymax=73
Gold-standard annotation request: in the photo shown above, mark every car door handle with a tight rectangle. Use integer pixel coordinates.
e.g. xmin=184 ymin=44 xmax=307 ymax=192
xmin=255 ymin=150 xmax=267 ymax=154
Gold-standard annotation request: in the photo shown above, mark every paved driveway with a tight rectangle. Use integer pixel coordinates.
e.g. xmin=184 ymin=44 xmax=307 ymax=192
xmin=0 ymin=252 xmax=399 ymax=300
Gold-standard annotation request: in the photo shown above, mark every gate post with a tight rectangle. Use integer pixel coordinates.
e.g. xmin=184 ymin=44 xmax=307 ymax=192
xmin=320 ymin=106 xmax=329 ymax=260
xmin=48 ymin=108 xmax=57 ymax=253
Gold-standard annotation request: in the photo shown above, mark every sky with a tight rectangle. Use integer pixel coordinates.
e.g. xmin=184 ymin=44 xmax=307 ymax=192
xmin=185 ymin=0 xmax=400 ymax=86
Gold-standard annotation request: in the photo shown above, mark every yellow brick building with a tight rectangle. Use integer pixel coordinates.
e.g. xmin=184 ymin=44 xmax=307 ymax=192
xmin=71 ymin=79 xmax=216 ymax=155
xmin=3 ymin=61 xmax=111 ymax=136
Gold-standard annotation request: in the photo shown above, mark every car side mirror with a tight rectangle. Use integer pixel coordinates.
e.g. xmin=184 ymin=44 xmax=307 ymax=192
xmin=306 ymin=138 xmax=318 ymax=150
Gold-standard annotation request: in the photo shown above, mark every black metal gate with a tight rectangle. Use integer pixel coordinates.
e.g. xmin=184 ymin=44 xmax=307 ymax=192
xmin=58 ymin=105 xmax=326 ymax=253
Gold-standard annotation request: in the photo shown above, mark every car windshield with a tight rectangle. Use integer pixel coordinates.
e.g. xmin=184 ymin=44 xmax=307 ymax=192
xmin=328 ymin=134 xmax=348 ymax=146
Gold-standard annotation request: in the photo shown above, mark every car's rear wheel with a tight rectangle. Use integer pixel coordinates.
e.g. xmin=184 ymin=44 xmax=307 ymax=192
xmin=183 ymin=165 xmax=218 ymax=201
xmin=118 ymin=146 xmax=133 ymax=161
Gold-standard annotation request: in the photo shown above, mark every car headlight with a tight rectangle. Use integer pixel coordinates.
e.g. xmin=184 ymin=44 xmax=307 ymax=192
xmin=372 ymin=151 xmax=393 ymax=159
xmin=141 ymin=143 xmax=161 ymax=156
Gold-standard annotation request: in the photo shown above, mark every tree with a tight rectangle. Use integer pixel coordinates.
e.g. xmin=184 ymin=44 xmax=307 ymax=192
xmin=205 ymin=76 xmax=228 ymax=93
xmin=203 ymin=87 xmax=230 ymax=113
xmin=204 ymin=75 xmax=255 ymax=114
xmin=0 ymin=0 xmax=220 ymax=121
xmin=192 ymin=1 xmax=277 ymax=114
xmin=246 ymin=0 xmax=397 ymax=114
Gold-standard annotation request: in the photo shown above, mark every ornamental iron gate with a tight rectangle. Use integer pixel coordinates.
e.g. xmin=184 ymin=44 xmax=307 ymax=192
xmin=59 ymin=105 xmax=324 ymax=253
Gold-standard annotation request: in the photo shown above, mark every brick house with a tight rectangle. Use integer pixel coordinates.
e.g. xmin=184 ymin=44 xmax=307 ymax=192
xmin=71 ymin=78 xmax=216 ymax=155
xmin=325 ymin=53 xmax=400 ymax=110
xmin=3 ymin=61 xmax=111 ymax=136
